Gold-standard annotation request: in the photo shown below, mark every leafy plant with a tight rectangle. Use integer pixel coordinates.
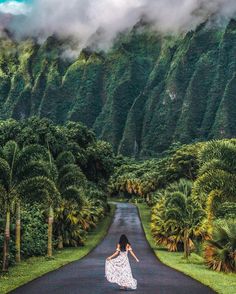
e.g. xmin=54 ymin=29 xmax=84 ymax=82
xmin=193 ymin=140 xmax=236 ymax=223
xmin=20 ymin=203 xmax=48 ymax=257
xmin=151 ymin=179 xmax=206 ymax=258
xmin=205 ymin=220 xmax=236 ymax=272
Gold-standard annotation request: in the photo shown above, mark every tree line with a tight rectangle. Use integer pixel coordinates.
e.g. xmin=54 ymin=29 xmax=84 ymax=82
xmin=109 ymin=140 xmax=236 ymax=273
xmin=0 ymin=117 xmax=114 ymax=272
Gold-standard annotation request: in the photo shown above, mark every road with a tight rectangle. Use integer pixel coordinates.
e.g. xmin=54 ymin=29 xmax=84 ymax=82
xmin=12 ymin=203 xmax=215 ymax=294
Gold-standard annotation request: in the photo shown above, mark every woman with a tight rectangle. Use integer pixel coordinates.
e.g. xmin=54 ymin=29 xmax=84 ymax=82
xmin=105 ymin=234 xmax=139 ymax=290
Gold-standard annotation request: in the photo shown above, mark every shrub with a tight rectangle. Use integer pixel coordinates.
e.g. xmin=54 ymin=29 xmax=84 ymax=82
xmin=205 ymin=220 xmax=236 ymax=272
xmin=20 ymin=204 xmax=48 ymax=257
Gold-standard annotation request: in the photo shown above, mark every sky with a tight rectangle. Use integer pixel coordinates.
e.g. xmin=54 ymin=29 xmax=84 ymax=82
xmin=0 ymin=0 xmax=31 ymax=15
xmin=0 ymin=1 xmax=236 ymax=52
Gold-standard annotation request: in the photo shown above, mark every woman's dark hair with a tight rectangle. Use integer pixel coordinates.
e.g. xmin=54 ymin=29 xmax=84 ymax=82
xmin=119 ymin=234 xmax=130 ymax=251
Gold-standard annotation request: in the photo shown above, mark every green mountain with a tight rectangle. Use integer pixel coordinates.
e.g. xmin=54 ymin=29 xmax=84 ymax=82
xmin=0 ymin=20 xmax=236 ymax=156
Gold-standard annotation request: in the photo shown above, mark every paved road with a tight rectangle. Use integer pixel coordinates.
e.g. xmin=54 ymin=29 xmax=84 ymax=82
xmin=12 ymin=203 xmax=215 ymax=294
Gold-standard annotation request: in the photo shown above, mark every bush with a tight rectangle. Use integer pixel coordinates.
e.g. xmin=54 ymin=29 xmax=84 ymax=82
xmin=205 ymin=219 xmax=236 ymax=272
xmin=21 ymin=204 xmax=48 ymax=258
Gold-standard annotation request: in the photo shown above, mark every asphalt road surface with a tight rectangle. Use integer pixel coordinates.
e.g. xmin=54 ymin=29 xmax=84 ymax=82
xmin=12 ymin=203 xmax=215 ymax=294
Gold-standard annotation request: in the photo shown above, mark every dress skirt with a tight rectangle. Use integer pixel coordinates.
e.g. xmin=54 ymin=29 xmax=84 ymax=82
xmin=105 ymin=251 xmax=137 ymax=289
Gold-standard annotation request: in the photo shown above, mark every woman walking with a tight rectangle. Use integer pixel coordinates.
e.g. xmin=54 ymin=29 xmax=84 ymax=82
xmin=105 ymin=234 xmax=139 ymax=290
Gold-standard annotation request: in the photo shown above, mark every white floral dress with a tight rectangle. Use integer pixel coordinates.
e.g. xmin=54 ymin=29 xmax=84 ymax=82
xmin=105 ymin=246 xmax=137 ymax=289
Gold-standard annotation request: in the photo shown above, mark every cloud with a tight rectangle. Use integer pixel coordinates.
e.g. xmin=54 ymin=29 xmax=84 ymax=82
xmin=7 ymin=0 xmax=236 ymax=51
xmin=0 ymin=1 xmax=30 ymax=15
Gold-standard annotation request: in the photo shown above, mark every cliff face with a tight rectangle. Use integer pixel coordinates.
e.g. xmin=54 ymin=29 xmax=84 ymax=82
xmin=0 ymin=20 xmax=236 ymax=156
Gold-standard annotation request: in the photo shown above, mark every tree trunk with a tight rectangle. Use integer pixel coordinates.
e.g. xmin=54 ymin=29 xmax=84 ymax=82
xmin=15 ymin=202 xmax=21 ymax=263
xmin=183 ymin=228 xmax=189 ymax=259
xmin=47 ymin=206 xmax=54 ymax=257
xmin=58 ymin=234 xmax=64 ymax=249
xmin=2 ymin=210 xmax=10 ymax=272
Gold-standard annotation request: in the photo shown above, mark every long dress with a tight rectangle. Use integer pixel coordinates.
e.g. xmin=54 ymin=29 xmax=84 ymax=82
xmin=105 ymin=246 xmax=137 ymax=289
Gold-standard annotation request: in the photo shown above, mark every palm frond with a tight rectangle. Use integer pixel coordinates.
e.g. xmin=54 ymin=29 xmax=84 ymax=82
xmin=17 ymin=176 xmax=60 ymax=205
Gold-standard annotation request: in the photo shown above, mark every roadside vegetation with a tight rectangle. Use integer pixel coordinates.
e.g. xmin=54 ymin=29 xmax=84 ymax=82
xmin=0 ymin=204 xmax=115 ymax=294
xmin=109 ymin=139 xmax=236 ymax=292
xmin=138 ymin=203 xmax=236 ymax=294
xmin=0 ymin=117 xmax=115 ymax=286
xmin=1 ymin=116 xmax=236 ymax=294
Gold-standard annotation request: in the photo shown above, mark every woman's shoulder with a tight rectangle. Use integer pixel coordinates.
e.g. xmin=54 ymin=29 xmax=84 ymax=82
xmin=126 ymin=243 xmax=132 ymax=250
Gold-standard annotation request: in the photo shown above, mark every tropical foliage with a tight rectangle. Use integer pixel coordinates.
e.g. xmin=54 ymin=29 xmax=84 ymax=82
xmin=111 ymin=139 xmax=236 ymax=272
xmin=151 ymin=180 xmax=206 ymax=258
xmin=205 ymin=220 xmax=236 ymax=273
xmin=193 ymin=140 xmax=236 ymax=222
xmin=109 ymin=143 xmax=201 ymax=203
xmin=0 ymin=117 xmax=114 ymax=272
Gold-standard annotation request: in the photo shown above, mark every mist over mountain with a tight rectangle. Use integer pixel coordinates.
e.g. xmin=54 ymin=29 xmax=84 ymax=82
xmin=2 ymin=0 xmax=236 ymax=51
xmin=0 ymin=16 xmax=235 ymax=156
xmin=0 ymin=1 xmax=235 ymax=156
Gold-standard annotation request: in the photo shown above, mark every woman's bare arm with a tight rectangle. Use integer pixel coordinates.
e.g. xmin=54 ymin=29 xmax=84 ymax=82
xmin=107 ymin=251 xmax=119 ymax=260
xmin=106 ymin=244 xmax=120 ymax=260
xmin=128 ymin=245 xmax=139 ymax=262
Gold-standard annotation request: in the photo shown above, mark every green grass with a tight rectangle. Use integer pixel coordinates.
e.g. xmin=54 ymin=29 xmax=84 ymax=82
xmin=137 ymin=203 xmax=236 ymax=294
xmin=0 ymin=204 xmax=115 ymax=294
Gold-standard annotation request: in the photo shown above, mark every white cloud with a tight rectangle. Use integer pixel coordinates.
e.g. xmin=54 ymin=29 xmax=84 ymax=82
xmin=0 ymin=1 xmax=30 ymax=15
xmin=9 ymin=0 xmax=236 ymax=50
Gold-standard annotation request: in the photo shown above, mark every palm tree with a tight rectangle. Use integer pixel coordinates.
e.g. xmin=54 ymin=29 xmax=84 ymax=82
xmin=205 ymin=220 xmax=236 ymax=272
xmin=0 ymin=141 xmax=54 ymax=270
xmin=53 ymin=151 xmax=107 ymax=249
xmin=53 ymin=151 xmax=87 ymax=249
xmin=54 ymin=186 xmax=87 ymax=249
xmin=18 ymin=176 xmax=60 ymax=258
xmin=151 ymin=196 xmax=181 ymax=252
xmin=152 ymin=179 xmax=206 ymax=258
xmin=193 ymin=140 xmax=236 ymax=224
xmin=165 ymin=192 xmax=205 ymax=258
xmin=13 ymin=144 xmax=50 ymax=262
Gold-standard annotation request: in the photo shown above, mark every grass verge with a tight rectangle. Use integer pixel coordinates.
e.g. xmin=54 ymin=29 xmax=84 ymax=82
xmin=0 ymin=204 xmax=115 ymax=294
xmin=137 ymin=203 xmax=236 ymax=294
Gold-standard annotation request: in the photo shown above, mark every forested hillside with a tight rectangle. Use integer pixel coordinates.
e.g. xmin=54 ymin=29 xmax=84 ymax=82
xmin=0 ymin=19 xmax=235 ymax=156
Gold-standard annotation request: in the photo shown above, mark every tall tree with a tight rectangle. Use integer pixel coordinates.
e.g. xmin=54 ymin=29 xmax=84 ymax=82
xmin=152 ymin=179 xmax=206 ymax=258
xmin=193 ymin=140 xmax=236 ymax=225
xmin=0 ymin=141 xmax=53 ymax=270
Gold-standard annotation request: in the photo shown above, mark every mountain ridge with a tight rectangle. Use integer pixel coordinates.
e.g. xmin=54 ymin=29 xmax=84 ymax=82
xmin=0 ymin=20 xmax=235 ymax=156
